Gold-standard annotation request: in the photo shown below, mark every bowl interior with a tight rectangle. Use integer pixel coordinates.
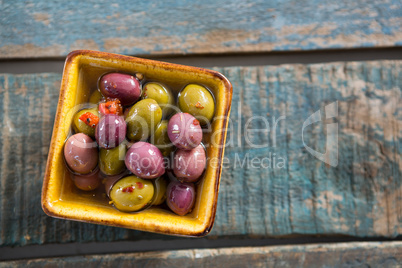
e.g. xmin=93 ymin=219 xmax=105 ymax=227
xmin=43 ymin=51 xmax=231 ymax=236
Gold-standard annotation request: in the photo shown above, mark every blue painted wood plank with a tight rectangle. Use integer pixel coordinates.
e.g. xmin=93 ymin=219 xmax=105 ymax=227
xmin=213 ymin=61 xmax=401 ymax=238
xmin=0 ymin=0 xmax=401 ymax=58
xmin=1 ymin=242 xmax=402 ymax=267
xmin=0 ymin=60 xmax=401 ymax=247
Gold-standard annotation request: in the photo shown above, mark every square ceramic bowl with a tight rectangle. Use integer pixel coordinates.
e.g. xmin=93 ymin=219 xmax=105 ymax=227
xmin=42 ymin=50 xmax=232 ymax=237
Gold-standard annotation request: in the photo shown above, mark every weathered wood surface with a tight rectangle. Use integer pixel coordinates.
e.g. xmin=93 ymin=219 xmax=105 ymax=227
xmin=1 ymin=242 xmax=402 ymax=267
xmin=0 ymin=60 xmax=401 ymax=247
xmin=0 ymin=0 xmax=401 ymax=59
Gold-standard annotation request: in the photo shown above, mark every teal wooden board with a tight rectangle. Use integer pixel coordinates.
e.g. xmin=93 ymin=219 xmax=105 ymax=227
xmin=214 ymin=61 xmax=401 ymax=238
xmin=1 ymin=242 xmax=402 ymax=267
xmin=0 ymin=0 xmax=401 ymax=59
xmin=0 ymin=60 xmax=401 ymax=247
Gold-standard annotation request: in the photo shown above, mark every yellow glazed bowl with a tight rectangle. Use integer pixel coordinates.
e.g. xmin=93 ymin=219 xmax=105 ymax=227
xmin=42 ymin=50 xmax=232 ymax=237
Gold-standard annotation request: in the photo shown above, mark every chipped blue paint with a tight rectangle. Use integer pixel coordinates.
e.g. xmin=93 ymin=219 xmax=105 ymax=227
xmin=0 ymin=0 xmax=401 ymax=58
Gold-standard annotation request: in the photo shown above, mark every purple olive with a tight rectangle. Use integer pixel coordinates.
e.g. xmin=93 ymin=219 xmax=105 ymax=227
xmin=167 ymin=113 xmax=202 ymax=150
xmin=72 ymin=168 xmax=101 ymax=191
xmin=125 ymin=141 xmax=165 ymax=179
xmin=173 ymin=144 xmax=206 ymax=183
xmin=99 ymin=73 xmax=141 ymax=106
xmin=166 ymin=181 xmax=196 ymax=216
xmin=95 ymin=114 xmax=126 ymax=149
xmin=64 ymin=133 xmax=98 ymax=174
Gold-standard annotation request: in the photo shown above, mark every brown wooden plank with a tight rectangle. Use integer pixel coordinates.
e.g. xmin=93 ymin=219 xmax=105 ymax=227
xmin=0 ymin=1 xmax=401 ymax=59
xmin=1 ymin=242 xmax=402 ymax=267
xmin=0 ymin=60 xmax=401 ymax=247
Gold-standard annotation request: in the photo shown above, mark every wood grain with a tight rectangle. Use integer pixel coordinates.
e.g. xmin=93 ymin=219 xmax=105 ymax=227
xmin=0 ymin=60 xmax=400 ymax=247
xmin=0 ymin=0 xmax=401 ymax=59
xmin=1 ymin=242 xmax=402 ymax=267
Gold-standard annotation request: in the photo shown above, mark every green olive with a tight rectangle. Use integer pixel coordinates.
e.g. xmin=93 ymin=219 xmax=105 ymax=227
xmin=99 ymin=143 xmax=127 ymax=176
xmin=72 ymin=108 xmax=99 ymax=138
xmin=126 ymin=99 xmax=162 ymax=141
xmin=110 ymin=176 xmax=154 ymax=212
xmin=89 ymin=90 xmax=104 ymax=104
xmin=178 ymin=84 xmax=215 ymax=125
xmin=142 ymin=82 xmax=174 ymax=118
xmin=153 ymin=177 xmax=168 ymax=205
xmin=150 ymin=120 xmax=174 ymax=157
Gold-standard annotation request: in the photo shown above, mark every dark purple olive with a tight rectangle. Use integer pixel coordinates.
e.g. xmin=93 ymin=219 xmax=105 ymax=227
xmin=167 ymin=113 xmax=202 ymax=150
xmin=125 ymin=141 xmax=165 ymax=179
xmin=72 ymin=168 xmax=101 ymax=191
xmin=64 ymin=133 xmax=98 ymax=174
xmin=173 ymin=144 xmax=206 ymax=183
xmin=95 ymin=114 xmax=126 ymax=149
xmin=99 ymin=73 xmax=141 ymax=106
xmin=166 ymin=181 xmax=196 ymax=216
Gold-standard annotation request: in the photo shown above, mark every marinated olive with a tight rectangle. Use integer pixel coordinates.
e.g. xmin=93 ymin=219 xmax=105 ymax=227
xmin=178 ymin=84 xmax=215 ymax=125
xmin=95 ymin=114 xmax=126 ymax=149
xmin=153 ymin=177 xmax=168 ymax=205
xmin=126 ymin=99 xmax=162 ymax=141
xmin=173 ymin=144 xmax=206 ymax=183
xmin=89 ymin=90 xmax=104 ymax=104
xmin=141 ymin=82 xmax=174 ymax=117
xmin=166 ymin=181 xmax=196 ymax=216
xmin=72 ymin=108 xmax=99 ymax=138
xmin=64 ymin=133 xmax=98 ymax=174
xmin=167 ymin=113 xmax=202 ymax=150
xmin=99 ymin=143 xmax=127 ymax=176
xmin=99 ymin=73 xmax=141 ymax=106
xmin=150 ymin=120 xmax=174 ymax=157
xmin=72 ymin=168 xmax=101 ymax=191
xmin=125 ymin=141 xmax=165 ymax=179
xmin=110 ymin=175 xmax=154 ymax=212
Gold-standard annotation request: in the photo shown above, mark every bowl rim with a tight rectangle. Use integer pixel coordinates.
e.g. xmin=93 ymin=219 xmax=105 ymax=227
xmin=41 ymin=49 xmax=233 ymax=237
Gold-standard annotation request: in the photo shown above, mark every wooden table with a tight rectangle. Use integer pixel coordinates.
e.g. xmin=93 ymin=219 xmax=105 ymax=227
xmin=0 ymin=1 xmax=401 ymax=266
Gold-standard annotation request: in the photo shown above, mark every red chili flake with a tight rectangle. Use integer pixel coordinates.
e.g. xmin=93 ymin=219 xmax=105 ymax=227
xmin=193 ymin=119 xmax=200 ymax=126
xmin=99 ymin=99 xmax=123 ymax=115
xmin=136 ymin=182 xmax=144 ymax=189
xmin=195 ymin=102 xmax=204 ymax=109
xmin=79 ymin=112 xmax=99 ymax=128
xmin=122 ymin=186 xmax=135 ymax=193
xmin=111 ymin=82 xmax=117 ymax=89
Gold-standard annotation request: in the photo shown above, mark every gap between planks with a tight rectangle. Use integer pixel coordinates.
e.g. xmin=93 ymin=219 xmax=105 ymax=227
xmin=0 ymin=235 xmax=400 ymax=262
xmin=0 ymin=47 xmax=401 ymax=74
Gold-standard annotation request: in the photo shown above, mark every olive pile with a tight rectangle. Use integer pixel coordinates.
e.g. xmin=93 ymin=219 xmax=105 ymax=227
xmin=63 ymin=72 xmax=215 ymax=216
